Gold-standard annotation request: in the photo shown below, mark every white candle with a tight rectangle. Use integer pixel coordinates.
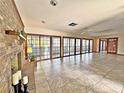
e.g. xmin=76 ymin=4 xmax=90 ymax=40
xmin=17 ymin=70 xmax=22 ymax=80
xmin=12 ymin=73 xmax=19 ymax=85
xmin=23 ymin=76 xmax=28 ymax=85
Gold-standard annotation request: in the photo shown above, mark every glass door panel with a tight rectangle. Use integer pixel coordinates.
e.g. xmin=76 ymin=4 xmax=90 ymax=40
xmin=90 ymin=40 xmax=93 ymax=52
xmin=103 ymin=41 xmax=106 ymax=51
xmin=27 ymin=35 xmax=41 ymax=61
xmin=52 ymin=37 xmax=61 ymax=58
xmin=40 ymin=36 xmax=50 ymax=60
xmin=76 ymin=39 xmax=81 ymax=54
xmin=70 ymin=38 xmax=75 ymax=55
xmin=82 ymin=39 xmax=92 ymax=53
xmin=100 ymin=40 xmax=107 ymax=52
xmin=27 ymin=35 xmax=32 ymax=60
xmin=82 ymin=39 xmax=86 ymax=53
xmin=64 ymin=38 xmax=70 ymax=56
xmin=100 ymin=40 xmax=103 ymax=51
xmin=85 ymin=40 xmax=89 ymax=53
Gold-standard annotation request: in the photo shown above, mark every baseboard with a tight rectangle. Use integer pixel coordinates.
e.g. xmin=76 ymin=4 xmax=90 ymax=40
xmin=92 ymin=51 xmax=100 ymax=53
xmin=117 ymin=54 xmax=124 ymax=56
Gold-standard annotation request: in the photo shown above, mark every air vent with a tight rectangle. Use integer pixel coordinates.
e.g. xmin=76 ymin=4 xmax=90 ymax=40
xmin=68 ymin=23 xmax=78 ymax=26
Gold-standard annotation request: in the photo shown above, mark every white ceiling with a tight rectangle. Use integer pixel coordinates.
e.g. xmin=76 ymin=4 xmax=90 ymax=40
xmin=15 ymin=0 xmax=124 ymax=36
xmin=80 ymin=11 xmax=124 ymax=36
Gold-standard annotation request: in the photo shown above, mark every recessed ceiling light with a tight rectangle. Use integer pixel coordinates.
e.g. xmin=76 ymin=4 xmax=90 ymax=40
xmin=68 ymin=23 xmax=78 ymax=27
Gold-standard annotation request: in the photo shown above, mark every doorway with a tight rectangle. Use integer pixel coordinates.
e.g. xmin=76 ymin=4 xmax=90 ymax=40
xmin=107 ymin=38 xmax=118 ymax=54
xmin=63 ymin=37 xmax=75 ymax=56
xmin=99 ymin=39 xmax=107 ymax=52
xmin=75 ymin=38 xmax=81 ymax=54
xmin=52 ymin=36 xmax=61 ymax=58
xmin=82 ymin=39 xmax=93 ymax=53
xmin=27 ymin=34 xmax=61 ymax=61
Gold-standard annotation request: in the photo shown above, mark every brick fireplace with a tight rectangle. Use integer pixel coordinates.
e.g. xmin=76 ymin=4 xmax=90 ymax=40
xmin=0 ymin=0 xmax=25 ymax=93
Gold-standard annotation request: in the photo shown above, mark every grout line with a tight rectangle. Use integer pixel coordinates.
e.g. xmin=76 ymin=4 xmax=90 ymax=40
xmin=35 ymin=54 xmax=124 ymax=93
xmin=40 ymin=66 xmax=53 ymax=93
xmin=121 ymin=85 xmax=124 ymax=93
xmin=35 ymin=63 xmax=52 ymax=93
xmin=81 ymin=62 xmax=118 ymax=92
xmin=46 ymin=79 xmax=54 ymax=93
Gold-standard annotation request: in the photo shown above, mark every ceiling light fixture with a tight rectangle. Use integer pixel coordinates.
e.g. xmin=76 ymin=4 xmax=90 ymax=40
xmin=68 ymin=23 xmax=78 ymax=27
xmin=50 ymin=0 xmax=58 ymax=6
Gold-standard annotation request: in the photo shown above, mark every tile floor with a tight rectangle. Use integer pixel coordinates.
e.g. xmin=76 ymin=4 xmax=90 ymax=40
xmin=23 ymin=62 xmax=36 ymax=93
xmin=34 ymin=53 xmax=124 ymax=93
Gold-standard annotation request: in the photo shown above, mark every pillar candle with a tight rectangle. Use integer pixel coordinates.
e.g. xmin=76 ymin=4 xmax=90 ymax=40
xmin=12 ymin=73 xmax=19 ymax=85
xmin=23 ymin=76 xmax=28 ymax=85
xmin=17 ymin=70 xmax=22 ymax=80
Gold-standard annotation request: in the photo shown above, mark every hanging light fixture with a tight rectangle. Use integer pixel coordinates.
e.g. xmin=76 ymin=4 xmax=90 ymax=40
xmin=50 ymin=0 xmax=58 ymax=6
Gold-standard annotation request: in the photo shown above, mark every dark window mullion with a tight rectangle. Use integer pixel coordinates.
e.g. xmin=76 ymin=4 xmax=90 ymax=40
xmin=39 ymin=36 xmax=42 ymax=61
xmin=80 ymin=38 xmax=82 ymax=54
xmin=88 ymin=40 xmax=90 ymax=53
xmin=74 ymin=38 xmax=76 ymax=55
xmin=50 ymin=36 xmax=52 ymax=59
xmin=69 ymin=38 xmax=70 ymax=56
xmin=89 ymin=40 xmax=90 ymax=53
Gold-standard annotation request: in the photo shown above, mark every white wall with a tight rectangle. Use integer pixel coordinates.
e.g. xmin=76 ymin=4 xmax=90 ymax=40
xmin=118 ymin=33 xmax=124 ymax=54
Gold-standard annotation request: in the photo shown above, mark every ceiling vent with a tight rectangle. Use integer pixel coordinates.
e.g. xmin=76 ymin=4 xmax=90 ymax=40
xmin=68 ymin=23 xmax=78 ymax=27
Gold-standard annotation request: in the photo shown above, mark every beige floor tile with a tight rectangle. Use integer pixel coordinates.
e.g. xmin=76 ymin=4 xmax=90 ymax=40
xmin=34 ymin=53 xmax=124 ymax=93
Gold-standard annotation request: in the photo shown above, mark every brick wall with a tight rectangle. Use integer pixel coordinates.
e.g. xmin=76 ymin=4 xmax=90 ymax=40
xmin=0 ymin=0 xmax=24 ymax=93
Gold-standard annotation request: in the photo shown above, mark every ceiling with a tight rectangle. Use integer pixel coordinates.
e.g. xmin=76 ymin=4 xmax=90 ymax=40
xmin=15 ymin=0 xmax=124 ymax=36
xmin=80 ymin=11 xmax=124 ymax=36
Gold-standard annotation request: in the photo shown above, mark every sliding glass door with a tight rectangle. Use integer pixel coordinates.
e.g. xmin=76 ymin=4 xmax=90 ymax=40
xmin=63 ymin=38 xmax=93 ymax=56
xmin=63 ymin=37 xmax=75 ymax=56
xmin=82 ymin=39 xmax=93 ymax=53
xmin=40 ymin=36 xmax=50 ymax=60
xmin=70 ymin=38 xmax=75 ymax=55
xmin=100 ymin=40 xmax=106 ymax=52
xmin=82 ymin=39 xmax=89 ymax=53
xmin=63 ymin=38 xmax=70 ymax=56
xmin=27 ymin=34 xmax=94 ymax=61
xmin=27 ymin=35 xmax=41 ymax=61
xmin=85 ymin=40 xmax=89 ymax=53
xmin=90 ymin=40 xmax=93 ymax=52
xmin=82 ymin=39 xmax=86 ymax=53
xmin=76 ymin=39 xmax=81 ymax=54
xmin=52 ymin=37 xmax=61 ymax=58
xmin=27 ymin=35 xmax=61 ymax=61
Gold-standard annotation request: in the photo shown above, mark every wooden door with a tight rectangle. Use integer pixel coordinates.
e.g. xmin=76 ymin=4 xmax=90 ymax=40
xmin=107 ymin=38 xmax=118 ymax=54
